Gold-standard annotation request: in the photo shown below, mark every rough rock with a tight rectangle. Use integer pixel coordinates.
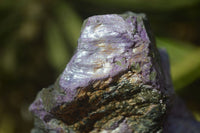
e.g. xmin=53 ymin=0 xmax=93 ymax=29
xmin=29 ymin=12 xmax=200 ymax=133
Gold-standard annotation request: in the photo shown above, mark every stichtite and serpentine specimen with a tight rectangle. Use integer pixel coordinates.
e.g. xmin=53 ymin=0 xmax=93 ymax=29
xmin=29 ymin=12 xmax=200 ymax=133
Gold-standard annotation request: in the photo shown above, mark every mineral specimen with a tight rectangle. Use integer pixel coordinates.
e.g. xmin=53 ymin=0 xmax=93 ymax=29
xmin=29 ymin=12 xmax=200 ymax=133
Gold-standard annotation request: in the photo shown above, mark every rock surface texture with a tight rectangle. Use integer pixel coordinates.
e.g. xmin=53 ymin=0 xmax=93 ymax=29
xmin=29 ymin=12 xmax=200 ymax=133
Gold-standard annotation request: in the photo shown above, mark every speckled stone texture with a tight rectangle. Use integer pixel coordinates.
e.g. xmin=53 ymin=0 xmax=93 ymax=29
xmin=29 ymin=12 xmax=200 ymax=133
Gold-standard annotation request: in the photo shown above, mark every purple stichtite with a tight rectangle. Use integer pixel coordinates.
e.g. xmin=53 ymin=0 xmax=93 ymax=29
xmin=29 ymin=12 xmax=200 ymax=133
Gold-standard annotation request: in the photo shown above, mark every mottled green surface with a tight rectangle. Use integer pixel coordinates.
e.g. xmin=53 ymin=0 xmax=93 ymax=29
xmin=29 ymin=12 xmax=169 ymax=132
xmin=0 ymin=0 xmax=200 ymax=133
xmin=31 ymin=71 xmax=166 ymax=133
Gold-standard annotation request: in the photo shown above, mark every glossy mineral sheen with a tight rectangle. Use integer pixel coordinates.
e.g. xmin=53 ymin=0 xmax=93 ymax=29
xmin=59 ymin=13 xmax=157 ymax=102
xmin=29 ymin=12 xmax=167 ymax=133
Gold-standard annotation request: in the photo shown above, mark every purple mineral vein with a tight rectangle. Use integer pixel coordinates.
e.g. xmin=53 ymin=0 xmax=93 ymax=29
xmin=29 ymin=12 xmax=200 ymax=133
xmin=59 ymin=13 xmax=151 ymax=102
xmin=29 ymin=13 xmax=159 ymax=129
xmin=29 ymin=97 xmax=52 ymax=122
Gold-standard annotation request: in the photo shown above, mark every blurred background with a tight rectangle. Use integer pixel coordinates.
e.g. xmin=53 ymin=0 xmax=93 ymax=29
xmin=0 ymin=0 xmax=200 ymax=132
